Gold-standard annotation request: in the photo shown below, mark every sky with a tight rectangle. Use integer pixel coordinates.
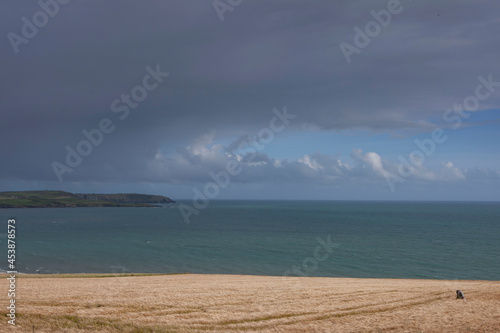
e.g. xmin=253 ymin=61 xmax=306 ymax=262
xmin=1 ymin=0 xmax=499 ymax=201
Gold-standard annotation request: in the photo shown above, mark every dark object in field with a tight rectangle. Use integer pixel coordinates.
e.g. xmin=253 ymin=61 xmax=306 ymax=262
xmin=456 ymin=290 xmax=465 ymax=299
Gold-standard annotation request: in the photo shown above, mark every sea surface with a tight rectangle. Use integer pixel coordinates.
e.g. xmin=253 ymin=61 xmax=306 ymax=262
xmin=1 ymin=201 xmax=499 ymax=280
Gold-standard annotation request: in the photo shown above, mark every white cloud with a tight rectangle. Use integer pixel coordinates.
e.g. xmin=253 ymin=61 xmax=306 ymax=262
xmin=144 ymin=138 xmax=492 ymax=190
xmin=440 ymin=161 xmax=466 ymax=181
xmin=298 ymin=155 xmax=324 ymax=171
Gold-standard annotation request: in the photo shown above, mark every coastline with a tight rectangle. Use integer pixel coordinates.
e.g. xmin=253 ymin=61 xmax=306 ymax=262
xmin=2 ymin=273 xmax=499 ymax=332
xmin=0 ymin=190 xmax=175 ymax=208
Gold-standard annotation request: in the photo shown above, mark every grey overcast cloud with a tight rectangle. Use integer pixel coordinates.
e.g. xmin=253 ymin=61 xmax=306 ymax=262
xmin=1 ymin=0 xmax=499 ymax=201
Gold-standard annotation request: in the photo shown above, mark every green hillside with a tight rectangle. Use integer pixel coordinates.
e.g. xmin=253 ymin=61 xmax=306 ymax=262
xmin=0 ymin=191 xmax=174 ymax=208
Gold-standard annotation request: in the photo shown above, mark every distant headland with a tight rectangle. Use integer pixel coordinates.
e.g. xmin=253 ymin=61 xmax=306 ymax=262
xmin=0 ymin=191 xmax=175 ymax=208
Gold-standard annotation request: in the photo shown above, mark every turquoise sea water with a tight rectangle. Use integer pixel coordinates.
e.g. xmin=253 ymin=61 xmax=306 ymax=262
xmin=1 ymin=201 xmax=499 ymax=280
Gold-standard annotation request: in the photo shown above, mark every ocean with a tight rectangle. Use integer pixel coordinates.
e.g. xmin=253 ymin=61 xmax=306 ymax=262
xmin=1 ymin=201 xmax=499 ymax=280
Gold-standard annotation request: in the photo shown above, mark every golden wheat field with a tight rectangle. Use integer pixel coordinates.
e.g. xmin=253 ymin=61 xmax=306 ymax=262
xmin=1 ymin=273 xmax=499 ymax=332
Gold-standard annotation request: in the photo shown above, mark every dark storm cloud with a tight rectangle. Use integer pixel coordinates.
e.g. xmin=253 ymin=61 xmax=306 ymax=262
xmin=1 ymin=0 xmax=499 ymax=183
